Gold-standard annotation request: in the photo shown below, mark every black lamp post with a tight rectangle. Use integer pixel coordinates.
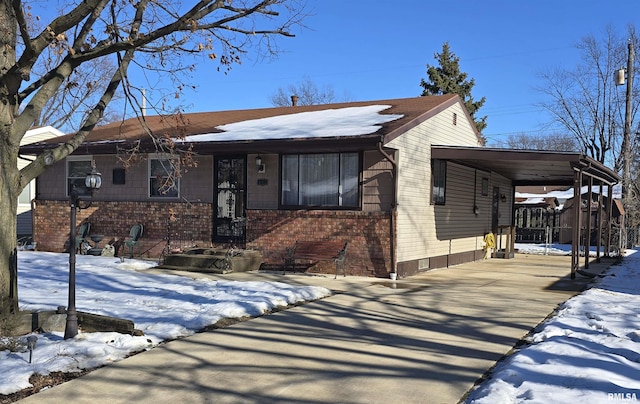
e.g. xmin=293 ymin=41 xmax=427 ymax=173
xmin=64 ymin=161 xmax=102 ymax=340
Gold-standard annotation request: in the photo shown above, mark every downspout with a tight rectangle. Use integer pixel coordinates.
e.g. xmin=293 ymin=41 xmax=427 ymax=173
xmin=377 ymin=138 xmax=398 ymax=277
xmin=511 ymin=186 xmax=517 ymax=255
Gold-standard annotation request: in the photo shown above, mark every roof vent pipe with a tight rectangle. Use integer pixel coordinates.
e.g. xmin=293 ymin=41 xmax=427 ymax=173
xmin=291 ymin=95 xmax=299 ymax=106
xmin=142 ymin=89 xmax=147 ymax=116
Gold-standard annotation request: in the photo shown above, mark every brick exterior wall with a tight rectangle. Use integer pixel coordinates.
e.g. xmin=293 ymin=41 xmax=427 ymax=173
xmin=32 ymin=200 xmax=213 ymax=257
xmin=32 ymin=201 xmax=392 ymax=277
xmin=246 ymin=210 xmax=392 ymax=277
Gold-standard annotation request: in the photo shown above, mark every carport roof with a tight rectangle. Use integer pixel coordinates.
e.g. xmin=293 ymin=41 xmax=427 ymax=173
xmin=431 ymin=145 xmax=620 ymax=186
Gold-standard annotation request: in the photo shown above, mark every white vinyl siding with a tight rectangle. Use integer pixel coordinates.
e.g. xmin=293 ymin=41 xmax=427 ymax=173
xmin=384 ymin=101 xmax=511 ymax=264
xmin=17 ymin=126 xmax=65 ymax=236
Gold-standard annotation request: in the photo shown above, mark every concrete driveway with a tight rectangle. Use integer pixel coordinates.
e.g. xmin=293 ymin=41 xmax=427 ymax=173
xmin=19 ymin=254 xmax=613 ymax=404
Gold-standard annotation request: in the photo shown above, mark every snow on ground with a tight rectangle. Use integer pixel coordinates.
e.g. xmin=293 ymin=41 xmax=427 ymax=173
xmin=465 ymin=245 xmax=640 ymax=403
xmin=3 ymin=245 xmax=640 ymax=402
xmin=0 ymin=252 xmax=331 ymax=395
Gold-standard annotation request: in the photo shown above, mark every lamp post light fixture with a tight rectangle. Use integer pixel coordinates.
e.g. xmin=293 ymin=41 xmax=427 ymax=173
xmin=64 ymin=161 xmax=101 ymax=340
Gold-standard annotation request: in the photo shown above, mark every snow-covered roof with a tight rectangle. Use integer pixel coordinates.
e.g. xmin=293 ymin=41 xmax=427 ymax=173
xmin=184 ymin=105 xmax=403 ymax=142
xmin=515 ymin=184 xmax=622 ymax=200
xmin=19 ymin=95 xmax=470 ymax=154
xmin=20 ymin=126 xmax=65 ymax=145
xmin=518 ymin=197 xmax=547 ymax=205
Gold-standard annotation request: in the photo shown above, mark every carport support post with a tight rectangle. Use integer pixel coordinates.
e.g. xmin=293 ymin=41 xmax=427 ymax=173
xmin=571 ymin=169 xmax=582 ymax=279
xmin=605 ymin=184 xmax=613 ymax=257
xmin=584 ymin=176 xmax=593 ymax=269
xmin=595 ymin=182 xmax=603 ymax=262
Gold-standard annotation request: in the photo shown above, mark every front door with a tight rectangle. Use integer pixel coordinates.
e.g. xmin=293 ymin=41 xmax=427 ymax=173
xmin=214 ymin=156 xmax=246 ymax=245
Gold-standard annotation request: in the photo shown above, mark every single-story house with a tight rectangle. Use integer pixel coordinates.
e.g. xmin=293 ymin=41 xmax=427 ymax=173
xmin=20 ymin=95 xmax=620 ymax=278
xmin=560 ymin=190 xmax=624 ymax=246
xmin=515 ymin=185 xmax=624 ymax=246
xmin=514 ymin=185 xmax=565 ymax=243
xmin=17 ymin=126 xmax=65 ymax=240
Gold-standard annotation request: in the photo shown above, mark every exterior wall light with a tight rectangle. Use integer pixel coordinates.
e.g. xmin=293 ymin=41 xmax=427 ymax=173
xmin=256 ymin=155 xmax=265 ymax=173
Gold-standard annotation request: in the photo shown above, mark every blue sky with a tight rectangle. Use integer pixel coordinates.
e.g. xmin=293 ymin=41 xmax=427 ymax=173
xmin=144 ymin=1 xmax=640 ymax=145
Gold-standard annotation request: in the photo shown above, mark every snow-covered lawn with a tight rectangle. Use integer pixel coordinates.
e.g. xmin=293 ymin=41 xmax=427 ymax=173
xmin=3 ymin=245 xmax=640 ymax=402
xmin=0 ymin=252 xmax=331 ymax=395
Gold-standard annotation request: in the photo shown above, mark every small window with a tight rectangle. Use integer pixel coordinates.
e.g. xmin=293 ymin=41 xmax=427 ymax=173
xmin=431 ymin=159 xmax=446 ymax=205
xmin=482 ymin=177 xmax=489 ymax=196
xmin=66 ymin=156 xmax=93 ymax=196
xmin=149 ymin=154 xmax=179 ymax=198
xmin=453 ymin=112 xmax=457 ymax=126
xmin=18 ymin=184 xmax=32 ymax=205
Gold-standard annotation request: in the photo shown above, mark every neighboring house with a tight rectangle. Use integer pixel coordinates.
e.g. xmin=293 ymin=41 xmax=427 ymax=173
xmin=514 ymin=186 xmax=565 ymax=243
xmin=559 ymin=190 xmax=624 ymax=245
xmin=515 ymin=185 xmax=624 ymax=245
xmin=20 ymin=95 xmax=620 ymax=278
xmin=17 ymin=126 xmax=65 ymax=240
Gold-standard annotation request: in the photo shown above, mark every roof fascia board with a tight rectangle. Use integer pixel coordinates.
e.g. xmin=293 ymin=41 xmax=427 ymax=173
xmin=431 ymin=145 xmax=584 ymax=163
xmin=575 ymin=155 xmax=620 ymax=185
xmin=40 ymin=135 xmax=383 ymax=156
xmin=431 ymin=145 xmax=620 ymax=186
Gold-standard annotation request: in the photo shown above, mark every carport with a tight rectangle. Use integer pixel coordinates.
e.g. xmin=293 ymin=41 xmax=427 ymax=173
xmin=431 ymin=146 xmax=621 ymax=278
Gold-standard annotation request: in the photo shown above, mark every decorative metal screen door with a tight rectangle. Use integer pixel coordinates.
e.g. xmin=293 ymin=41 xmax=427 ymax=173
xmin=214 ymin=156 xmax=246 ymax=244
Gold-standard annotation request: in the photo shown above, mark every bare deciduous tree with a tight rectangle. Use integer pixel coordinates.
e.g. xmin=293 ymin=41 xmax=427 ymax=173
xmin=537 ymin=25 xmax=639 ymax=166
xmin=36 ymin=57 xmax=123 ymax=132
xmin=0 ymin=0 xmax=307 ymax=314
xmin=269 ymin=76 xmax=337 ymax=106
xmin=495 ymin=132 xmax=579 ymax=152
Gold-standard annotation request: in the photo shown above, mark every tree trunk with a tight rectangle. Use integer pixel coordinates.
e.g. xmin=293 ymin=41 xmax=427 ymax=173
xmin=0 ymin=0 xmax=20 ymax=314
xmin=0 ymin=136 xmax=20 ymax=314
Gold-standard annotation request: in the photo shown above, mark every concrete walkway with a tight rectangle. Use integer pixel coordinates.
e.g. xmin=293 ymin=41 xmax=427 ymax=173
xmin=19 ymin=254 xmax=615 ymax=404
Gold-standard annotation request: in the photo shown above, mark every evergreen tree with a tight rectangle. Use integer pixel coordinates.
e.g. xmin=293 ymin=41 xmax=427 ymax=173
xmin=420 ymin=42 xmax=487 ymax=138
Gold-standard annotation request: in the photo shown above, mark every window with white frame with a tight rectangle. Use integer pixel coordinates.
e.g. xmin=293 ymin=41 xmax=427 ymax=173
xmin=281 ymin=152 xmax=359 ymax=207
xmin=149 ymin=154 xmax=179 ymax=198
xmin=431 ymin=159 xmax=446 ymax=205
xmin=18 ymin=183 xmax=32 ymax=206
xmin=66 ymin=156 xmax=94 ymax=196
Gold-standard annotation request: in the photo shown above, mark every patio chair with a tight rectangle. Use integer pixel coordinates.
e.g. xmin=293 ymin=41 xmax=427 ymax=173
xmin=75 ymin=222 xmax=91 ymax=254
xmin=124 ymin=223 xmax=144 ymax=258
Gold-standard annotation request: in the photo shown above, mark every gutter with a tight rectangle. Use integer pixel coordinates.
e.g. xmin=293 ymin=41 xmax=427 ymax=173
xmin=377 ymin=137 xmax=398 ymax=277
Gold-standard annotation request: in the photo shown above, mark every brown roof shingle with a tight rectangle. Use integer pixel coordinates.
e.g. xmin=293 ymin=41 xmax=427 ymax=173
xmin=22 ymin=94 xmax=474 ymax=154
